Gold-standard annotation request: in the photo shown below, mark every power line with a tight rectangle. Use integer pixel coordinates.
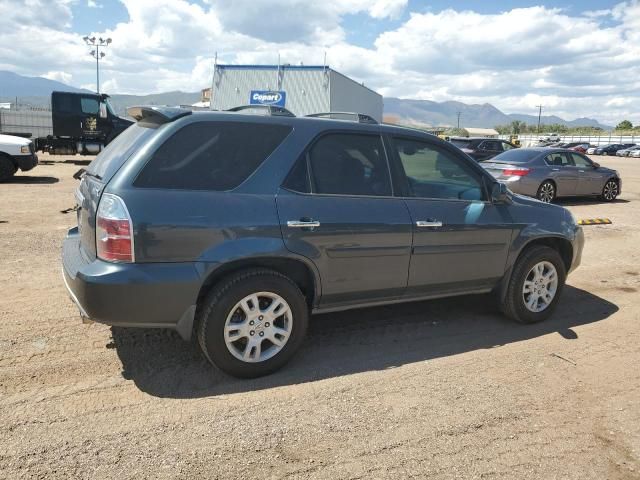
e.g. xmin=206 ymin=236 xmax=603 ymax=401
xmin=536 ymin=105 xmax=544 ymax=134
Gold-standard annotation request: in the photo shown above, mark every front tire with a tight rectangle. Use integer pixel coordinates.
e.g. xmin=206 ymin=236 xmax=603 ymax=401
xmin=600 ymin=179 xmax=619 ymax=202
xmin=0 ymin=154 xmax=17 ymax=182
xmin=197 ymin=269 xmax=309 ymax=378
xmin=500 ymin=246 xmax=566 ymax=324
xmin=536 ymin=181 xmax=556 ymax=203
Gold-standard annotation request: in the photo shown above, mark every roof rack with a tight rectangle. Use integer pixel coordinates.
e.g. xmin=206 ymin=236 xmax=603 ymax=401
xmin=305 ymin=112 xmax=378 ymax=124
xmin=226 ymin=105 xmax=295 ymax=117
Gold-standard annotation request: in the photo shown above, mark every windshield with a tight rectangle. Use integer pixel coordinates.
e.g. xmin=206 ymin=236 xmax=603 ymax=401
xmin=490 ymin=149 xmax=538 ymax=163
xmin=104 ymin=98 xmax=116 ymax=116
xmin=86 ymin=123 xmax=159 ymax=181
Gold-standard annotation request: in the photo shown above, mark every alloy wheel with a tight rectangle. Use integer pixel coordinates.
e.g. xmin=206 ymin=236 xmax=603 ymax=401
xmin=538 ymin=182 xmax=555 ymax=203
xmin=522 ymin=261 xmax=558 ymax=313
xmin=224 ymin=292 xmax=293 ymax=363
xmin=603 ymin=180 xmax=618 ymax=201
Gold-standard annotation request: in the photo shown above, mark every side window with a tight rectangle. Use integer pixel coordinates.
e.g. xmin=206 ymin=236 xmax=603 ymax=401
xmin=80 ymin=97 xmax=99 ymax=115
xmin=570 ymin=153 xmax=591 ymax=167
xmin=307 ymin=133 xmax=391 ymax=196
xmin=135 ymin=122 xmax=292 ymax=190
xmin=393 ymin=137 xmax=485 ymax=201
xmin=502 ymin=142 xmax=514 ymax=151
xmin=544 ymin=152 xmax=572 ymax=167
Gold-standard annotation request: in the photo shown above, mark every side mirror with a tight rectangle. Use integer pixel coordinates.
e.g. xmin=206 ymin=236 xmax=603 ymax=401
xmin=592 ymin=162 xmax=600 ymax=169
xmin=491 ymin=182 xmax=510 ymax=203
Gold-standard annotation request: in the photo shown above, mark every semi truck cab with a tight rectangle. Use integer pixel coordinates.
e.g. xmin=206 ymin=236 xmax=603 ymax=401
xmin=36 ymin=91 xmax=133 ymax=155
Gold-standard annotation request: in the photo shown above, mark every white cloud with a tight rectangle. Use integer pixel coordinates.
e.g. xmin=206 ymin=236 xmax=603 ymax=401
xmin=87 ymin=0 xmax=103 ymax=8
xmin=1 ymin=0 xmax=640 ymax=125
xmin=43 ymin=71 xmax=73 ymax=84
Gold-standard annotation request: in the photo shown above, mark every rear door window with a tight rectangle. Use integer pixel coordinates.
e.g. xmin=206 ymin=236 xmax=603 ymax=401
xmin=135 ymin=122 xmax=292 ymax=191
xmin=306 ymin=133 xmax=391 ymax=196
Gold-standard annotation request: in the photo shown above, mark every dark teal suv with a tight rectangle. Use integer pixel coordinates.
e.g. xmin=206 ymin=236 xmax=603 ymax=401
xmin=62 ymin=107 xmax=584 ymax=378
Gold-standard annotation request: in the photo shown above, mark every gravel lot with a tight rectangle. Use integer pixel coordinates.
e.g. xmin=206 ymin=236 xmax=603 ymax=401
xmin=1 ymin=153 xmax=639 ymax=479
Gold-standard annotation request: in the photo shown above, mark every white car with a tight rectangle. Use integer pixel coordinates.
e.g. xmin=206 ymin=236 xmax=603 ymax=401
xmin=587 ymin=146 xmax=598 ymax=155
xmin=630 ymin=149 xmax=640 ymax=158
xmin=0 ymin=133 xmax=38 ymax=181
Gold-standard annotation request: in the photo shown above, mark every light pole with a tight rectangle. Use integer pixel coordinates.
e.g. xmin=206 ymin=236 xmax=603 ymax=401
xmin=83 ymin=36 xmax=112 ymax=94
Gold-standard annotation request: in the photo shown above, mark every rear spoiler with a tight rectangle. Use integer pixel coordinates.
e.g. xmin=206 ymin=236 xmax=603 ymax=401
xmin=126 ymin=106 xmax=192 ymax=125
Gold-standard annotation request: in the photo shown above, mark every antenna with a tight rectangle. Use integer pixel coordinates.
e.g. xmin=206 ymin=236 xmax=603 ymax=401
xmin=209 ymin=51 xmax=217 ymax=111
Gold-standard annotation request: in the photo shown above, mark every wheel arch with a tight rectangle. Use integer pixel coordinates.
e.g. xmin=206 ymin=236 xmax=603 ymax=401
xmin=195 ymin=255 xmax=320 ymax=314
xmin=497 ymin=235 xmax=573 ymax=303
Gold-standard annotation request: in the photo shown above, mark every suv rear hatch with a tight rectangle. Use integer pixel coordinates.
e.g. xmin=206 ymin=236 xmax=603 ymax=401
xmin=76 ymin=123 xmax=158 ymax=260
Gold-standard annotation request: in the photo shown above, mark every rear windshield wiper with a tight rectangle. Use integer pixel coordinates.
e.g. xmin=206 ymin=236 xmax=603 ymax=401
xmin=83 ymin=171 xmax=103 ymax=181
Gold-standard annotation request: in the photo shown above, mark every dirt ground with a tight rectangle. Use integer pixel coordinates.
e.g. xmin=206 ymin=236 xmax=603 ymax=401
xmin=1 ymin=153 xmax=639 ymax=479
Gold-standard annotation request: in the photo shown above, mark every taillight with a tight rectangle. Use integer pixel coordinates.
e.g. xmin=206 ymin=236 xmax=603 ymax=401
xmin=503 ymin=168 xmax=531 ymax=177
xmin=96 ymin=193 xmax=134 ymax=263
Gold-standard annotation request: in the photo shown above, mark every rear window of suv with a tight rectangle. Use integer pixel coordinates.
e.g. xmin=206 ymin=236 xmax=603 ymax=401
xmin=134 ymin=122 xmax=292 ymax=191
xmin=87 ymin=124 xmax=158 ymax=181
xmin=450 ymin=139 xmax=473 ymax=149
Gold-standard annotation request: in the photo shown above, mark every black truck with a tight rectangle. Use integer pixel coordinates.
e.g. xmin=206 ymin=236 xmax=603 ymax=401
xmin=0 ymin=91 xmax=133 ymax=155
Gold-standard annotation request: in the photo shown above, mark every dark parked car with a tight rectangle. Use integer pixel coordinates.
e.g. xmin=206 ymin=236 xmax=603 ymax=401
xmin=594 ymin=143 xmax=635 ymax=155
xmin=62 ymin=107 xmax=584 ymax=378
xmin=482 ymin=148 xmax=621 ymax=203
xmin=450 ymin=137 xmax=518 ymax=161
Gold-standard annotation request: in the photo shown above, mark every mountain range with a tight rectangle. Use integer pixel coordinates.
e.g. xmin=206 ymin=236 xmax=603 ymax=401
xmin=0 ymin=71 xmax=610 ymax=129
xmin=383 ymin=98 xmax=609 ymax=130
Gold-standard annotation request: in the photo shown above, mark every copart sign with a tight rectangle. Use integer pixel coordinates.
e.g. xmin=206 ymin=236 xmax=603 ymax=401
xmin=249 ymin=90 xmax=286 ymax=107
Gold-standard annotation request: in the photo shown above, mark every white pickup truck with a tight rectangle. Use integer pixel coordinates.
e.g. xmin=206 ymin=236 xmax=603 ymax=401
xmin=0 ymin=134 xmax=38 ymax=181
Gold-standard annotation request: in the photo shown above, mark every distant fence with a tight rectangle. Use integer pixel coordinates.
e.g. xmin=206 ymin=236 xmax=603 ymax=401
xmin=499 ymin=134 xmax=640 ymax=147
xmin=0 ymin=109 xmax=53 ymax=138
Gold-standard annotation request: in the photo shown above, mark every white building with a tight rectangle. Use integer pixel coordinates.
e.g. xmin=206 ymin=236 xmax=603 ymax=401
xmin=207 ymin=65 xmax=383 ymax=121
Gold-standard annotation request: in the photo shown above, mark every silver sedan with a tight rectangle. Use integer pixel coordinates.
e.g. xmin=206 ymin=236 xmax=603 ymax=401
xmin=481 ymin=148 xmax=621 ymax=203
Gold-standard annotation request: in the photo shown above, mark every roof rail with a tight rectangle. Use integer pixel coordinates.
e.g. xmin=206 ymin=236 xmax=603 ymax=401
xmin=305 ymin=112 xmax=378 ymax=124
xmin=226 ymin=105 xmax=295 ymax=117
xmin=127 ymin=106 xmax=192 ymax=124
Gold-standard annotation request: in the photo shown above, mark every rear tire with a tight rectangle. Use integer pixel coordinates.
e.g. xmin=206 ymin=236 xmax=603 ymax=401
xmin=600 ymin=179 xmax=619 ymax=202
xmin=536 ymin=181 xmax=556 ymax=203
xmin=500 ymin=246 xmax=566 ymax=324
xmin=197 ymin=269 xmax=309 ymax=378
xmin=0 ymin=155 xmax=17 ymax=182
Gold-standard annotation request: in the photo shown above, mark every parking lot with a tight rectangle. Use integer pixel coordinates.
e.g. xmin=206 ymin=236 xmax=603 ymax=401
xmin=1 ymin=153 xmax=639 ymax=479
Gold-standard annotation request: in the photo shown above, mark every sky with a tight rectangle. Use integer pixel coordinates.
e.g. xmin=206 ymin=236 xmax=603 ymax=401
xmin=0 ymin=0 xmax=638 ymax=124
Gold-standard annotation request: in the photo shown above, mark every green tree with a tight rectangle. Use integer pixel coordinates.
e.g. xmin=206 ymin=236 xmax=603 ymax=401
xmin=616 ymin=120 xmax=633 ymax=130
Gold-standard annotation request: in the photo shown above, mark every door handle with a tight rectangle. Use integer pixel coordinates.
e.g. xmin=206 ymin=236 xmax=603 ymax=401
xmin=579 ymin=170 xmax=585 ymax=173
xmin=416 ymin=220 xmax=443 ymax=228
xmin=287 ymin=220 xmax=320 ymax=228
xmin=552 ymin=168 xmax=560 ymax=171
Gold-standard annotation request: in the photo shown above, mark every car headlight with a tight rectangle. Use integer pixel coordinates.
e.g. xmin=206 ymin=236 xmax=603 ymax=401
xmin=20 ymin=145 xmax=30 ymax=154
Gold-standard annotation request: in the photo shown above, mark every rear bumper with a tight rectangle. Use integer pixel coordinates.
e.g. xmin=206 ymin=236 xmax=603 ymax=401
xmin=61 ymin=228 xmax=201 ymax=339
xmin=14 ymin=153 xmax=38 ymax=172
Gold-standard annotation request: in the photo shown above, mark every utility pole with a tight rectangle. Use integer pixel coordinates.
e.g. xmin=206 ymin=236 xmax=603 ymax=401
xmin=456 ymin=111 xmax=462 ymax=129
xmin=536 ymin=105 xmax=543 ymax=134
xmin=83 ymin=36 xmax=112 ymax=94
